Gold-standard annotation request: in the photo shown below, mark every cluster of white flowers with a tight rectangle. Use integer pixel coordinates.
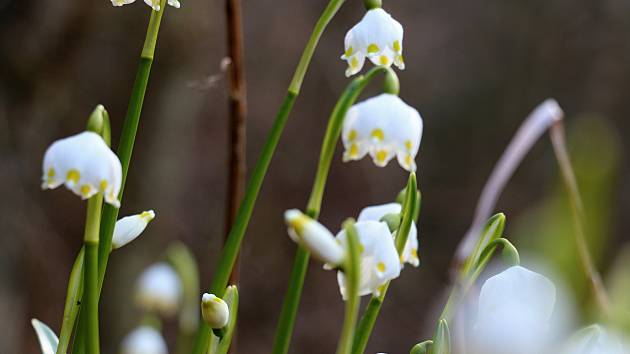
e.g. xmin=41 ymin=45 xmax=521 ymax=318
xmin=285 ymin=203 xmax=420 ymax=299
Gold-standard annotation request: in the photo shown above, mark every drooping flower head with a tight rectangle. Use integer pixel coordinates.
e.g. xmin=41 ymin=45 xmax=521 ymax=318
xmin=42 ymin=131 xmax=122 ymax=207
xmin=111 ymin=0 xmax=180 ymax=11
xmin=333 ymin=220 xmax=401 ymax=299
xmin=341 ymin=8 xmax=404 ymax=77
xmin=120 ymin=326 xmax=168 ymax=354
xmin=135 ymin=262 xmax=182 ymax=317
xmin=357 ymin=203 xmax=419 ymax=267
xmin=471 ymin=266 xmax=557 ymax=354
xmin=112 ymin=210 xmax=156 ymax=250
xmin=342 ymin=94 xmax=423 ymax=172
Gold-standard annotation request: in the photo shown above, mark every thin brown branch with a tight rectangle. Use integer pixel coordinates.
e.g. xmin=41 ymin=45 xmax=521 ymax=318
xmin=549 ymin=121 xmax=611 ymax=316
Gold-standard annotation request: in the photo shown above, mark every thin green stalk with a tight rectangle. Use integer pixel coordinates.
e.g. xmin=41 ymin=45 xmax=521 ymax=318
xmin=271 ymin=67 xmax=390 ymax=354
xmin=56 ymin=248 xmax=84 ymax=354
xmin=336 ymin=222 xmax=361 ymax=354
xmin=83 ymin=195 xmax=103 ymax=354
xmin=191 ymin=2 xmax=346 ymax=353
xmin=352 ymin=174 xmax=418 ymax=354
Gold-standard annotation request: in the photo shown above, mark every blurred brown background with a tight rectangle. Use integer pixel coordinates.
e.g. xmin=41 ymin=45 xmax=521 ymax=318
xmin=2 ymin=0 xmax=630 ymax=353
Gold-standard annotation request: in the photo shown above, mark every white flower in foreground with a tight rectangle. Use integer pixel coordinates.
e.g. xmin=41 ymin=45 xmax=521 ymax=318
xmin=342 ymin=94 xmax=423 ymax=172
xmin=358 ymin=203 xmax=419 ymax=267
xmin=562 ymin=325 xmax=628 ymax=354
xmin=135 ymin=263 xmax=182 ymax=317
xmin=120 ymin=326 xmax=167 ymax=354
xmin=201 ymin=293 xmax=230 ymax=329
xmin=341 ymin=8 xmax=404 ymax=77
xmin=471 ymin=266 xmax=557 ymax=354
xmin=42 ymin=131 xmax=122 ymax=207
xmin=284 ymin=209 xmax=345 ymax=266
xmin=334 ymin=220 xmax=401 ymax=299
xmin=111 ymin=0 xmax=180 ymax=11
xmin=31 ymin=319 xmax=58 ymax=354
xmin=112 ymin=210 xmax=156 ymax=249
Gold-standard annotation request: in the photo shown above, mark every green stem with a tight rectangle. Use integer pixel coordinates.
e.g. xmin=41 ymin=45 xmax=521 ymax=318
xmin=83 ymin=195 xmax=103 ymax=354
xmin=191 ymin=2 xmax=346 ymax=353
xmin=336 ymin=222 xmax=361 ymax=354
xmin=352 ymin=175 xmax=419 ymax=354
xmin=55 ymin=248 xmax=84 ymax=354
xmin=271 ymin=67 xmax=390 ymax=354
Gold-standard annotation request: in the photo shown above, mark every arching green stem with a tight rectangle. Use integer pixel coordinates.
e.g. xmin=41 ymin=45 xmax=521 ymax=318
xmin=335 ymin=221 xmax=361 ymax=354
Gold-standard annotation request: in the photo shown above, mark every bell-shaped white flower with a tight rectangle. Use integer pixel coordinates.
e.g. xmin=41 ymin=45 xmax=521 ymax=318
xmin=342 ymin=94 xmax=423 ymax=172
xmin=42 ymin=131 xmax=122 ymax=207
xmin=471 ymin=266 xmax=557 ymax=354
xmin=334 ymin=220 xmax=401 ymax=299
xmin=201 ymin=293 xmax=230 ymax=329
xmin=111 ymin=0 xmax=180 ymax=11
xmin=341 ymin=8 xmax=404 ymax=77
xmin=562 ymin=325 xmax=629 ymax=354
xmin=357 ymin=203 xmax=419 ymax=267
xmin=284 ymin=209 xmax=345 ymax=266
xmin=112 ymin=210 xmax=156 ymax=250
xmin=135 ymin=262 xmax=182 ymax=317
xmin=120 ymin=326 xmax=168 ymax=354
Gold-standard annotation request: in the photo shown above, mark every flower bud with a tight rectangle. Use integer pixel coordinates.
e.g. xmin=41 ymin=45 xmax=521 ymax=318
xmin=112 ymin=210 xmax=156 ymax=250
xmin=284 ymin=209 xmax=345 ymax=266
xmin=201 ymin=293 xmax=229 ymax=329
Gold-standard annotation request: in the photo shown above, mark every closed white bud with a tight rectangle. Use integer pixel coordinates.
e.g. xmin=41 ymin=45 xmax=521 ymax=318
xmin=201 ymin=293 xmax=229 ymax=329
xmin=42 ymin=131 xmax=122 ymax=207
xmin=120 ymin=326 xmax=167 ymax=354
xmin=284 ymin=209 xmax=345 ymax=266
xmin=135 ymin=263 xmax=182 ymax=317
xmin=112 ymin=210 xmax=156 ymax=249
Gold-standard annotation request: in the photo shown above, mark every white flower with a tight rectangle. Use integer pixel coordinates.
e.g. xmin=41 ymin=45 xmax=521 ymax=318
xmin=111 ymin=0 xmax=180 ymax=11
xmin=284 ymin=209 xmax=345 ymax=266
xmin=135 ymin=263 xmax=182 ymax=317
xmin=120 ymin=326 xmax=167 ymax=354
xmin=112 ymin=210 xmax=156 ymax=249
xmin=31 ymin=319 xmax=58 ymax=354
xmin=357 ymin=203 xmax=419 ymax=267
xmin=562 ymin=325 xmax=628 ymax=354
xmin=42 ymin=131 xmax=122 ymax=207
xmin=471 ymin=266 xmax=557 ymax=354
xmin=201 ymin=293 xmax=230 ymax=329
xmin=341 ymin=8 xmax=404 ymax=77
xmin=334 ymin=220 xmax=401 ymax=299
xmin=342 ymin=94 xmax=423 ymax=171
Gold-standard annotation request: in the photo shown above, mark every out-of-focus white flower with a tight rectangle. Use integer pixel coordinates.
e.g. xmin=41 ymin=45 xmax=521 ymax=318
xmin=341 ymin=8 xmax=404 ymax=77
xmin=31 ymin=319 xmax=58 ymax=354
xmin=342 ymin=94 xmax=423 ymax=172
xmin=135 ymin=263 xmax=182 ymax=317
xmin=471 ymin=266 xmax=557 ymax=354
xmin=120 ymin=326 xmax=167 ymax=354
xmin=561 ymin=325 xmax=629 ymax=354
xmin=333 ymin=220 xmax=401 ymax=299
xmin=111 ymin=0 xmax=180 ymax=11
xmin=284 ymin=209 xmax=345 ymax=266
xmin=357 ymin=203 xmax=419 ymax=267
xmin=201 ymin=293 xmax=230 ymax=329
xmin=112 ymin=210 xmax=156 ymax=250
xmin=42 ymin=131 xmax=122 ymax=207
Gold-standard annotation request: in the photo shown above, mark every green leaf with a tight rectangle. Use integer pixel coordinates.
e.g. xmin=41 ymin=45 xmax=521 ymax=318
xmin=31 ymin=319 xmax=59 ymax=354
xmin=428 ymin=319 xmax=451 ymax=354
xmin=410 ymin=340 xmax=433 ymax=354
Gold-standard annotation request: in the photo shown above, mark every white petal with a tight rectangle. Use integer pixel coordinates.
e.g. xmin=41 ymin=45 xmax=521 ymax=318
xmin=357 ymin=203 xmax=402 ymax=222
xmin=201 ymin=293 xmax=230 ymax=329
xmin=285 ymin=209 xmax=345 ymax=265
xmin=111 ymin=0 xmax=136 ymax=6
xmin=120 ymin=326 xmax=167 ymax=354
xmin=143 ymin=0 xmax=160 ymax=11
xmin=167 ymin=0 xmax=180 ymax=8
xmin=135 ymin=263 xmax=182 ymax=316
xmin=562 ymin=325 xmax=629 ymax=354
xmin=41 ymin=132 xmax=122 ymax=207
xmin=112 ymin=210 xmax=156 ymax=249
xmin=31 ymin=319 xmax=58 ymax=354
